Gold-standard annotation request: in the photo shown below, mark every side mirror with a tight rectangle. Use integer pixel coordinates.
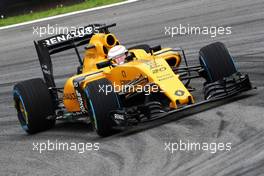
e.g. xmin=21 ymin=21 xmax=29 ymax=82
xmin=126 ymin=52 xmax=135 ymax=61
xmin=150 ymin=45 xmax=162 ymax=53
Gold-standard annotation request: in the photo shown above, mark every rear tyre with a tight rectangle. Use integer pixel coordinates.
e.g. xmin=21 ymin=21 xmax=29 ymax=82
xmin=84 ymin=78 xmax=121 ymax=137
xmin=13 ymin=78 xmax=55 ymax=134
xmin=199 ymin=42 xmax=237 ymax=83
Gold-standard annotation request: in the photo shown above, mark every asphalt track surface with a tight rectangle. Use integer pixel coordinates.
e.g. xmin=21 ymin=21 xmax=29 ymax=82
xmin=0 ymin=0 xmax=264 ymax=175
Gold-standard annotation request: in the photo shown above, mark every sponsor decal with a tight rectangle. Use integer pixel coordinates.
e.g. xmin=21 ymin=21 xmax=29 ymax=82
xmin=44 ymin=25 xmax=99 ymax=46
xmin=41 ymin=64 xmax=51 ymax=75
xmin=63 ymin=93 xmax=77 ymax=100
xmin=114 ymin=114 xmax=124 ymax=121
xmin=121 ymin=70 xmax=127 ymax=78
xmin=73 ymin=80 xmax=86 ymax=112
xmin=152 ymin=66 xmax=167 ymax=74
xmin=75 ymin=90 xmax=86 ymax=112
xmin=175 ymin=90 xmax=185 ymax=96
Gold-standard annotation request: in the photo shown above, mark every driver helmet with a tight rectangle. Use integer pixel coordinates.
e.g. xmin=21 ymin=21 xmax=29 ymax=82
xmin=108 ymin=45 xmax=128 ymax=65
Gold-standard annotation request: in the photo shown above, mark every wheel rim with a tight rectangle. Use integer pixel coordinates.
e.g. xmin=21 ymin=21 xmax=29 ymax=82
xmin=14 ymin=91 xmax=29 ymax=131
xmin=84 ymin=89 xmax=98 ymax=130
xmin=199 ymin=55 xmax=213 ymax=82
xmin=19 ymin=101 xmax=29 ymax=123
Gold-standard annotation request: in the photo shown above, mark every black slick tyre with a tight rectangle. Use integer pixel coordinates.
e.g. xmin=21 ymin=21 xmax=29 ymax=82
xmin=199 ymin=42 xmax=237 ymax=83
xmin=13 ymin=78 xmax=55 ymax=134
xmin=84 ymin=78 xmax=121 ymax=137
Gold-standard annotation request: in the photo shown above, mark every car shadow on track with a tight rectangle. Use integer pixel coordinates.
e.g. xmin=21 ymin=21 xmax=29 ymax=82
xmin=51 ymin=121 xmax=93 ymax=133
xmin=41 ymin=92 xmax=256 ymax=141
xmin=106 ymin=92 xmax=256 ymax=140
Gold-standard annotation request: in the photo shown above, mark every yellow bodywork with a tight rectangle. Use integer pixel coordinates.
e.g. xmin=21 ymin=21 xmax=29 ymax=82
xmin=63 ymin=33 xmax=194 ymax=112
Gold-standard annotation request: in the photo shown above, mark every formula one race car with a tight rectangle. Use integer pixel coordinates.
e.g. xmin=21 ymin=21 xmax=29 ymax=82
xmin=13 ymin=23 xmax=252 ymax=136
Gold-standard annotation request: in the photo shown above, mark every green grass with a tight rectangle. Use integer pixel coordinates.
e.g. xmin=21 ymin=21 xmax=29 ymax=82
xmin=0 ymin=0 xmax=123 ymax=27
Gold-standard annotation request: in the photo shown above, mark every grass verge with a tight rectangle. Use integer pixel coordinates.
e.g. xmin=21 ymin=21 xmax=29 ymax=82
xmin=0 ymin=0 xmax=123 ymax=27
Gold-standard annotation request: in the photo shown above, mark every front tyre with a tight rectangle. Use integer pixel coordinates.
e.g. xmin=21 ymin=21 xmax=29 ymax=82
xmin=199 ymin=42 xmax=237 ymax=83
xmin=13 ymin=78 xmax=55 ymax=134
xmin=84 ymin=78 xmax=121 ymax=137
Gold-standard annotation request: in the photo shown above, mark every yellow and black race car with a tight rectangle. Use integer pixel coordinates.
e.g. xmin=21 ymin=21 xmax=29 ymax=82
xmin=13 ymin=24 xmax=252 ymax=137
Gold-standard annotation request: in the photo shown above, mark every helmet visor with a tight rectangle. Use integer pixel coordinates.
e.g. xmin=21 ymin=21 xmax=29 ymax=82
xmin=114 ymin=54 xmax=126 ymax=64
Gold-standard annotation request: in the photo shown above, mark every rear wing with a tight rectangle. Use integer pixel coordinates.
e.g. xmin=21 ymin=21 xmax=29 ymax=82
xmin=34 ymin=23 xmax=116 ymax=88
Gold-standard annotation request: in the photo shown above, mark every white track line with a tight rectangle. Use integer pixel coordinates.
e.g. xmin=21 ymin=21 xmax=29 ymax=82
xmin=0 ymin=0 xmax=139 ymax=30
